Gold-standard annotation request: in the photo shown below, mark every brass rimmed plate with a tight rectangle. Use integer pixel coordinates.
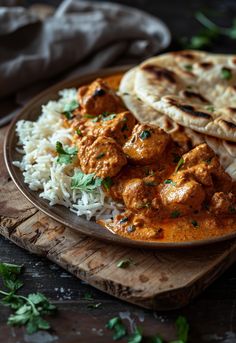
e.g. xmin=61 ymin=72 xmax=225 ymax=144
xmin=4 ymin=66 xmax=236 ymax=249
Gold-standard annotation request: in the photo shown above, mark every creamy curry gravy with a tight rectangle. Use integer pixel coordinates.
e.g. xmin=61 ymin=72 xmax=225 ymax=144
xmin=67 ymin=73 xmax=236 ymax=243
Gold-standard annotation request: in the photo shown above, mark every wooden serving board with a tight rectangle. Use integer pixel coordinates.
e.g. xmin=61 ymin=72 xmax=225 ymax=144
xmin=1 ymin=126 xmax=236 ymax=311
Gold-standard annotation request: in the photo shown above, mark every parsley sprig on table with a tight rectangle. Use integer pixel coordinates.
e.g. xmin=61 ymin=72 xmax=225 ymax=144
xmin=0 ymin=262 xmax=56 ymax=334
xmin=106 ymin=315 xmax=189 ymax=342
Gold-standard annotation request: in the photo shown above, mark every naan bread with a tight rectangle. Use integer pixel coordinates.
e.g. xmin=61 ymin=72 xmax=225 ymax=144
xmin=135 ymin=50 xmax=236 ymax=142
xmin=120 ymin=65 xmax=236 ymax=180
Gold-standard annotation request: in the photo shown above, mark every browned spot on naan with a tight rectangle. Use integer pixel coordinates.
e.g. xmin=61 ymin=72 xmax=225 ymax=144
xmin=142 ymin=65 xmax=176 ymax=84
xmin=222 ymin=120 xmax=236 ymax=129
xmin=183 ymin=90 xmax=209 ymax=103
xmin=171 ymin=51 xmax=195 ymax=59
xmin=199 ymin=62 xmax=213 ymax=69
xmin=167 ymin=98 xmax=212 ymax=119
xmin=232 ymin=58 xmax=236 ymax=65
xmin=228 ymin=107 xmax=236 ymax=113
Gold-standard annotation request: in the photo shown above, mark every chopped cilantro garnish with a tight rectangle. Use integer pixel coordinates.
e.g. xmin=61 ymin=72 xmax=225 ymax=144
xmin=171 ymin=210 xmax=181 ymax=218
xmin=206 ymin=106 xmax=214 ymax=112
xmin=56 ymin=141 xmax=77 ymax=165
xmin=220 ymin=67 xmax=232 ymax=80
xmin=175 ymin=157 xmax=184 ymax=173
xmin=121 ymin=123 xmax=128 ymax=132
xmin=96 ymin=152 xmax=105 ymax=160
xmin=229 ymin=206 xmax=236 ymax=214
xmin=102 ymin=114 xmax=117 ymax=121
xmin=183 ymin=64 xmax=193 ymax=71
xmin=76 ymin=128 xmax=82 ymax=136
xmin=139 ymin=130 xmax=151 ymax=140
xmin=191 ymin=220 xmax=199 ymax=228
xmin=119 ymin=217 xmax=129 ymax=224
xmin=62 ymin=100 xmax=79 ymax=119
xmin=84 ymin=114 xmax=97 ymax=119
xmin=102 ymin=177 xmax=113 ymax=191
xmin=71 ymin=171 xmax=102 ymax=192
xmin=164 ymin=179 xmax=176 ymax=186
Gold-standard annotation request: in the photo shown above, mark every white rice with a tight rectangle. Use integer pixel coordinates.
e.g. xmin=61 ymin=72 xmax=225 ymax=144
xmin=13 ymin=88 xmax=122 ymax=221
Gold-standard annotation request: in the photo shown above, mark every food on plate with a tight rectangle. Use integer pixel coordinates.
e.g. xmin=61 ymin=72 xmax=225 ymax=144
xmin=13 ymin=51 xmax=236 ymax=243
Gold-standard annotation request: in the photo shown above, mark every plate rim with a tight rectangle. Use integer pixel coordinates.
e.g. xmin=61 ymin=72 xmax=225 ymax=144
xmin=4 ymin=65 xmax=236 ymax=249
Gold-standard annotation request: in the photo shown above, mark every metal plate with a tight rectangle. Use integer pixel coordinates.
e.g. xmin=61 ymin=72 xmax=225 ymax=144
xmin=4 ymin=66 xmax=236 ymax=249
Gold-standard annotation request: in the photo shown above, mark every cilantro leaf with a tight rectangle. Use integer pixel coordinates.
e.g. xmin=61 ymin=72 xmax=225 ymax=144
xmin=71 ymin=170 xmax=102 ymax=192
xmin=171 ymin=210 xmax=181 ymax=218
xmin=117 ymin=258 xmax=133 ymax=269
xmin=0 ymin=263 xmax=56 ymax=335
xmin=62 ymin=100 xmax=79 ymax=119
xmin=56 ymin=141 xmax=77 ymax=165
xmin=220 ymin=67 xmax=232 ymax=80
xmin=128 ymin=326 xmax=143 ymax=343
xmin=175 ymin=316 xmax=189 ymax=343
xmin=175 ymin=157 xmax=184 ymax=173
xmin=139 ymin=130 xmax=151 ymax=140
xmin=106 ymin=317 xmax=127 ymax=340
xmin=164 ymin=179 xmax=176 ymax=186
xmin=102 ymin=176 xmax=113 ymax=191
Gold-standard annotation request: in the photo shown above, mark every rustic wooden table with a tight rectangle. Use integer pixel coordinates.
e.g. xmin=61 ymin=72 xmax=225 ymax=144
xmin=1 ymin=1 xmax=236 ymax=342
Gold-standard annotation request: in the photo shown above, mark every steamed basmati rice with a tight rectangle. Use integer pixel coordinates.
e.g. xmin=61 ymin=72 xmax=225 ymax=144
xmin=13 ymin=89 xmax=122 ymax=221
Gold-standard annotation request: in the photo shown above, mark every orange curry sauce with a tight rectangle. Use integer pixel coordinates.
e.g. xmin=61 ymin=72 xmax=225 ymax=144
xmin=66 ymin=73 xmax=236 ymax=243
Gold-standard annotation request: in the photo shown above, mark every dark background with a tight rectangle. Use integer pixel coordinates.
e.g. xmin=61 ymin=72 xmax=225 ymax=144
xmin=1 ymin=1 xmax=236 ymax=342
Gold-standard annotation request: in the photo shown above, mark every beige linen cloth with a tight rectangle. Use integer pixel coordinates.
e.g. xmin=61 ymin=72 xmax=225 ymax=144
xmin=0 ymin=0 xmax=170 ymax=125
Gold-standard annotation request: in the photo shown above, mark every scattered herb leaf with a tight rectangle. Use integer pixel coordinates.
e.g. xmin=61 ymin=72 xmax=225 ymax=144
xmin=106 ymin=317 xmax=127 ymax=341
xmin=117 ymin=258 xmax=133 ymax=269
xmin=83 ymin=292 xmax=93 ymax=300
xmin=128 ymin=326 xmax=143 ymax=343
xmin=229 ymin=206 xmax=236 ymax=214
xmin=175 ymin=315 xmax=189 ymax=343
xmin=183 ymin=64 xmax=193 ymax=71
xmin=71 ymin=171 xmax=102 ymax=192
xmin=0 ymin=263 xmax=56 ymax=334
xmin=171 ymin=210 xmax=181 ymax=218
xmin=139 ymin=130 xmax=151 ymax=140
xmin=87 ymin=303 xmax=102 ymax=309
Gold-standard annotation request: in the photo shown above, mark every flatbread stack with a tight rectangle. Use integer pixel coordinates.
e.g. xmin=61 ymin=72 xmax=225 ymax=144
xmin=119 ymin=50 xmax=236 ymax=180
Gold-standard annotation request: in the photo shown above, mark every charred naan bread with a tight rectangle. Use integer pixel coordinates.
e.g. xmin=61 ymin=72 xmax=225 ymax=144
xmin=134 ymin=50 xmax=236 ymax=142
xmin=120 ymin=65 xmax=236 ymax=180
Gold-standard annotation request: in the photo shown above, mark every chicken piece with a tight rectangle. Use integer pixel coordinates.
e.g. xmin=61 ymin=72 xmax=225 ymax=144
xmin=209 ymin=192 xmax=236 ymax=215
xmin=90 ymin=111 xmax=136 ymax=146
xmin=77 ymin=135 xmax=127 ymax=179
xmin=160 ymin=178 xmax=205 ymax=215
xmin=77 ymin=78 xmax=125 ymax=116
xmin=122 ymin=178 xmax=161 ymax=212
xmin=109 ymin=164 xmax=160 ymax=201
xmin=180 ymin=144 xmax=232 ymax=192
xmin=123 ymin=124 xmax=171 ymax=165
